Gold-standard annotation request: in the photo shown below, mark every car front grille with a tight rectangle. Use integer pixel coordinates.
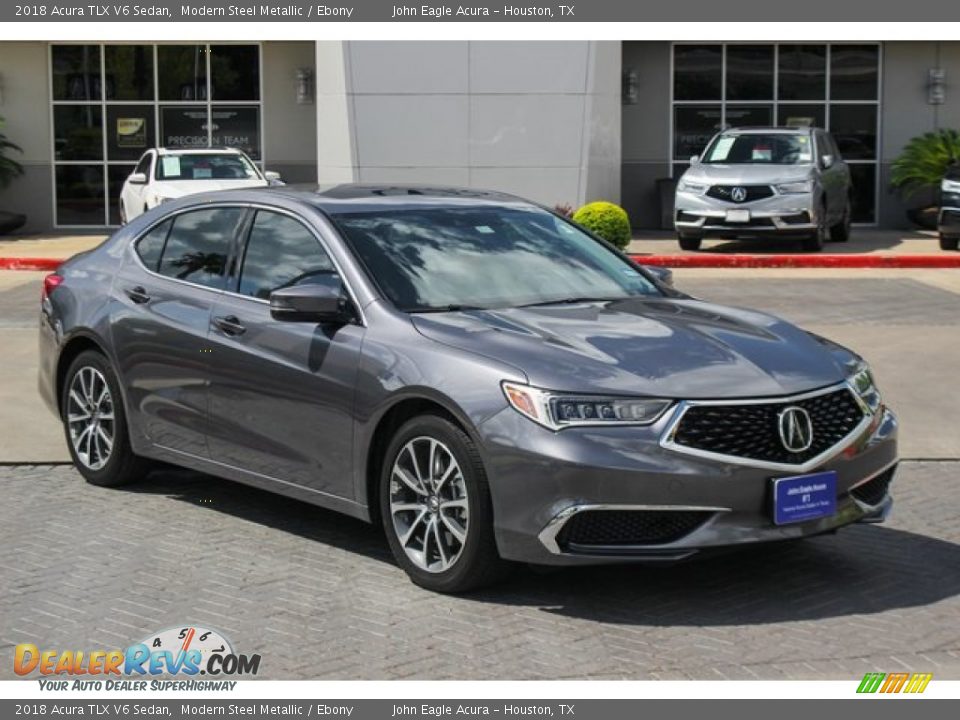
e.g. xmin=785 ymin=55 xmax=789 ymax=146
xmin=556 ymin=510 xmax=713 ymax=549
xmin=706 ymin=185 xmax=775 ymax=203
xmin=850 ymin=467 xmax=895 ymax=506
xmin=670 ymin=387 xmax=865 ymax=465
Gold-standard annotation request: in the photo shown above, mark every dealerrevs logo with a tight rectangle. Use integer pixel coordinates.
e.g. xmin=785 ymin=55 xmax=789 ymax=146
xmin=15 ymin=625 xmax=261 ymax=679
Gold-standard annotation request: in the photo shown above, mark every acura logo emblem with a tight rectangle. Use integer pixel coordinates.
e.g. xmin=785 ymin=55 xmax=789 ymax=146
xmin=731 ymin=186 xmax=748 ymax=203
xmin=778 ymin=406 xmax=814 ymax=453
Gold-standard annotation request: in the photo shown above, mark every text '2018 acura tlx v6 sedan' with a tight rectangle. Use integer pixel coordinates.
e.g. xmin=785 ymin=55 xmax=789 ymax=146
xmin=39 ymin=185 xmax=898 ymax=593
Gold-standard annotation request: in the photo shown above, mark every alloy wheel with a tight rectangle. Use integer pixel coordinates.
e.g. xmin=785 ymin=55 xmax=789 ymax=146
xmin=66 ymin=366 xmax=115 ymax=471
xmin=389 ymin=436 xmax=469 ymax=573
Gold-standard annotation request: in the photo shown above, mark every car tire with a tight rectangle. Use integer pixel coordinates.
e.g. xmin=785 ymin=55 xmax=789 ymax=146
xmin=61 ymin=350 xmax=151 ymax=488
xmin=379 ymin=413 xmax=510 ymax=593
xmin=678 ymin=234 xmax=702 ymax=251
xmin=940 ymin=234 xmax=960 ymax=251
xmin=802 ymin=203 xmax=826 ymax=252
xmin=829 ymin=201 xmax=852 ymax=242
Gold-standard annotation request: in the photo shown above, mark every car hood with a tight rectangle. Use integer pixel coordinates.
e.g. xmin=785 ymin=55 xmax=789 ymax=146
xmin=682 ymin=164 xmax=813 ymax=186
xmin=155 ymin=178 xmax=268 ymax=196
xmin=411 ymin=298 xmax=849 ymax=399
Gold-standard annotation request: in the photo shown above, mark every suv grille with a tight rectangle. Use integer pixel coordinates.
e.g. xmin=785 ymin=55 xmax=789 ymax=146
xmin=671 ymin=388 xmax=864 ymax=465
xmin=706 ymin=185 xmax=774 ymax=203
xmin=851 ymin=467 xmax=895 ymax=506
xmin=557 ymin=510 xmax=712 ymax=548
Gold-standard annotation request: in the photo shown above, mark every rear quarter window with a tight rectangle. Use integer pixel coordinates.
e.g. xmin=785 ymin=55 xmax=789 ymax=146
xmin=134 ymin=220 xmax=171 ymax=272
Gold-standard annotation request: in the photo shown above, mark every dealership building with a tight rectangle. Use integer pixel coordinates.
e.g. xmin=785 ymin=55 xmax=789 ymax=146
xmin=1 ymin=40 xmax=958 ymax=233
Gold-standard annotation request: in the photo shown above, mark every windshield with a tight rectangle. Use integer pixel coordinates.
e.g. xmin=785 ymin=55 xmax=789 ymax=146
xmin=702 ymin=133 xmax=813 ymax=165
xmin=155 ymin=153 xmax=261 ymax=181
xmin=333 ymin=206 xmax=661 ymax=312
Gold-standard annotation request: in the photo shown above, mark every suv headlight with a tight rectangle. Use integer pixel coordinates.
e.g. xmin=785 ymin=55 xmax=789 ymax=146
xmin=677 ymin=180 xmax=707 ymax=194
xmin=848 ymin=362 xmax=882 ymax=413
xmin=502 ymin=382 xmax=673 ymax=430
xmin=942 ymin=177 xmax=960 ymax=194
xmin=776 ymin=180 xmax=815 ymax=194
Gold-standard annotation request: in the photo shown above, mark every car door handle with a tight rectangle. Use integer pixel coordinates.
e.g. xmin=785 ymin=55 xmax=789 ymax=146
xmin=213 ymin=315 xmax=246 ymax=336
xmin=124 ymin=286 xmax=150 ymax=304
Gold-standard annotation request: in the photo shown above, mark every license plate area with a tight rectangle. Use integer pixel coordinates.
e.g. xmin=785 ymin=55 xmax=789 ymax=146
xmin=725 ymin=209 xmax=751 ymax=223
xmin=771 ymin=471 xmax=837 ymax=525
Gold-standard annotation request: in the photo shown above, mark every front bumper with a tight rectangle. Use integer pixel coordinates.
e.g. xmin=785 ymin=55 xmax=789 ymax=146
xmin=675 ymin=189 xmax=818 ymax=238
xmin=480 ymin=394 xmax=898 ymax=566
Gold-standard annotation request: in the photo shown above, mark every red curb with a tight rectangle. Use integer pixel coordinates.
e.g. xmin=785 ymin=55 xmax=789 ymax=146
xmin=630 ymin=254 xmax=960 ymax=269
xmin=2 ymin=254 xmax=959 ymax=271
xmin=0 ymin=258 xmax=63 ymax=271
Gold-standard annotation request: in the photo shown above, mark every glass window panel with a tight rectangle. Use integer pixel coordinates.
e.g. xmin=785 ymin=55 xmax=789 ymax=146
xmin=726 ymin=45 xmax=774 ymax=100
xmin=777 ymin=104 xmax=826 ymax=129
xmin=108 ymin=165 xmax=137 ymax=226
xmin=106 ymin=106 xmax=156 ymax=162
xmin=673 ymin=45 xmax=722 ymax=101
xmin=210 ymin=106 xmax=261 ymax=160
xmin=104 ymin=45 xmax=154 ymax=101
xmin=158 ymin=45 xmax=208 ymax=101
xmin=673 ymin=105 xmax=722 ymax=160
xmin=55 ymin=165 xmax=105 ymax=226
xmin=724 ymin=104 xmax=773 ymax=128
xmin=53 ymin=105 xmax=103 ymax=161
xmin=134 ymin=219 xmax=171 ymax=270
xmin=830 ymin=45 xmax=879 ymax=101
xmin=210 ymin=45 xmax=260 ymax=101
xmin=830 ymin=104 xmax=877 ymax=160
xmin=158 ymin=208 xmax=245 ymax=289
xmin=159 ymin=106 xmax=209 ymax=151
xmin=778 ymin=45 xmax=826 ymax=101
xmin=848 ymin=164 xmax=876 ymax=223
xmin=52 ymin=45 xmax=102 ymax=101
xmin=238 ymin=212 xmax=334 ymax=300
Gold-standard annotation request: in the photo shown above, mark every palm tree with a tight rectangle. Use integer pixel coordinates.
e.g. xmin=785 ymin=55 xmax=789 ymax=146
xmin=0 ymin=116 xmax=24 ymax=190
xmin=890 ymin=128 xmax=960 ymax=200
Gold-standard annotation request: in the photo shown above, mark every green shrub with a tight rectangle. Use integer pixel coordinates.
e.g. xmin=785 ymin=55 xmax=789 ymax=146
xmin=572 ymin=201 xmax=631 ymax=250
xmin=0 ymin=116 xmax=24 ymax=190
xmin=890 ymin=129 xmax=960 ymax=199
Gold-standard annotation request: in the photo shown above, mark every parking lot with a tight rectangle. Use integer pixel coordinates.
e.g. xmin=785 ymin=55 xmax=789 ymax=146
xmin=1 ymin=267 xmax=959 ymax=680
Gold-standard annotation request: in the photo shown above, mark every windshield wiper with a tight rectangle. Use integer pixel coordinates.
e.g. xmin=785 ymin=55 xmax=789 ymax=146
xmin=516 ymin=296 xmax=622 ymax=308
xmin=405 ymin=304 xmax=487 ymax=314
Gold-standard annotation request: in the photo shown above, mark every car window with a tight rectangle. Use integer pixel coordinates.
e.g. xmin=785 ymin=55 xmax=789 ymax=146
xmin=134 ymin=219 xmax=171 ymax=271
xmin=156 ymin=208 xmax=245 ymax=289
xmin=827 ymin=133 xmax=843 ymax=161
xmin=702 ymin=133 xmax=813 ymax=165
xmin=237 ymin=211 xmax=336 ymax=300
xmin=134 ymin=153 xmax=152 ymax=177
xmin=156 ymin=153 xmax=260 ymax=181
xmin=334 ymin=206 xmax=660 ymax=312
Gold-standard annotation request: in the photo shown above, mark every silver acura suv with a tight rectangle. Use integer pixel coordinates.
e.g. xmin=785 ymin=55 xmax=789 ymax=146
xmin=675 ymin=127 xmax=853 ymax=252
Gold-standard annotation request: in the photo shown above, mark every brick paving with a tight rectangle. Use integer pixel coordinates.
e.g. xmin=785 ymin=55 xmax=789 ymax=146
xmin=1 ymin=461 xmax=958 ymax=680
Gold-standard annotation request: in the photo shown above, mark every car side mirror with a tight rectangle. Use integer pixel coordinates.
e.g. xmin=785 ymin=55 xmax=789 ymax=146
xmin=643 ymin=264 xmax=674 ymax=288
xmin=269 ymin=276 xmax=354 ymax=324
xmin=821 ymin=154 xmax=834 ymax=170
xmin=689 ymin=155 xmax=700 ymax=166
xmin=128 ymin=172 xmax=147 ymax=185
xmin=264 ymin=170 xmax=283 ymax=185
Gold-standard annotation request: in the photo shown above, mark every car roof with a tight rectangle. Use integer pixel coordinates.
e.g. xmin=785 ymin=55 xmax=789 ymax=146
xmin=229 ymin=183 xmax=537 ymax=215
xmin=155 ymin=147 xmax=245 ymax=156
xmin=722 ymin=126 xmax=820 ymax=135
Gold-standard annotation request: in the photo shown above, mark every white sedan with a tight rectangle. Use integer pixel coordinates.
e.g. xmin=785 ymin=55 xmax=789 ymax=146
xmin=119 ymin=147 xmax=281 ymax=225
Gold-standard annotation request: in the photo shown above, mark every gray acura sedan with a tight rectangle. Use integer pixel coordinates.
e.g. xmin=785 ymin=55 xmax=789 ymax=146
xmin=39 ymin=185 xmax=898 ymax=593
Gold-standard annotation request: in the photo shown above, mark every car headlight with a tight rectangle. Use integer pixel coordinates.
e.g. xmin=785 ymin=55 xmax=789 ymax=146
xmin=502 ymin=382 xmax=673 ymax=430
xmin=677 ymin=180 xmax=707 ymax=194
xmin=942 ymin=177 xmax=960 ymax=194
xmin=776 ymin=180 xmax=815 ymax=194
xmin=848 ymin=362 xmax=882 ymax=413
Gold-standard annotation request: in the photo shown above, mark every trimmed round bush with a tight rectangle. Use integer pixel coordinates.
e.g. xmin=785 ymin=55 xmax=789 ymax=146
xmin=572 ymin=201 xmax=631 ymax=250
